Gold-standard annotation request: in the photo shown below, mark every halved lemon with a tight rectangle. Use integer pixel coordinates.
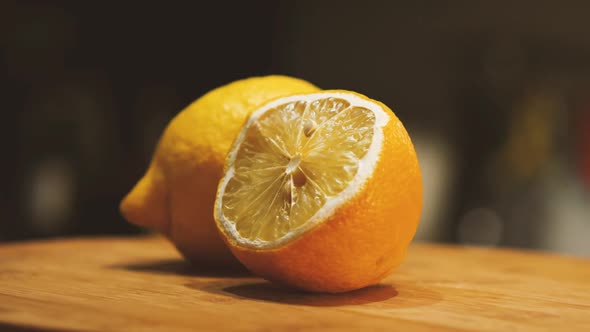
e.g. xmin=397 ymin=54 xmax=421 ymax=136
xmin=214 ymin=90 xmax=422 ymax=293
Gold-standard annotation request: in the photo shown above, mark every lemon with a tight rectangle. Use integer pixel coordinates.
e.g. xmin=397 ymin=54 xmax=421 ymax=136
xmin=120 ymin=76 xmax=319 ymax=266
xmin=215 ymin=91 xmax=422 ymax=292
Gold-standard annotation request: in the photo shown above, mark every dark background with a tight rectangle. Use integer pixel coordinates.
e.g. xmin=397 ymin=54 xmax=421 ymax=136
xmin=1 ymin=1 xmax=589 ymax=255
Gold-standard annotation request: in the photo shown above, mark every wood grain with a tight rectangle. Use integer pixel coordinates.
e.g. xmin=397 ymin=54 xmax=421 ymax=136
xmin=0 ymin=236 xmax=588 ymax=331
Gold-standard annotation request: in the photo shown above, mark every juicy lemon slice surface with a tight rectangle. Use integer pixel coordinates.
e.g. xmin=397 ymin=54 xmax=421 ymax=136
xmin=216 ymin=91 xmax=390 ymax=249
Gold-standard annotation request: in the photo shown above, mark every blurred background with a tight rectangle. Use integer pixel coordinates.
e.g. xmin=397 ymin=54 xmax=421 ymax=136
xmin=1 ymin=1 xmax=589 ymax=255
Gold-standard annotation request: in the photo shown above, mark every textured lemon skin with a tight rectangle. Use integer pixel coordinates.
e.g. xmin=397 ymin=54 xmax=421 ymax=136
xmin=120 ymin=76 xmax=319 ymax=266
xmin=216 ymin=92 xmax=422 ymax=291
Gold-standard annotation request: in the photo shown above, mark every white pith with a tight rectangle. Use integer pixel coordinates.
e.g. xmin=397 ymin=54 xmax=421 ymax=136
xmin=215 ymin=92 xmax=390 ymax=249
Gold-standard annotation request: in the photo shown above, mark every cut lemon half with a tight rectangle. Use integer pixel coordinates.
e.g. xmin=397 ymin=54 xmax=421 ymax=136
xmin=215 ymin=90 xmax=422 ymax=293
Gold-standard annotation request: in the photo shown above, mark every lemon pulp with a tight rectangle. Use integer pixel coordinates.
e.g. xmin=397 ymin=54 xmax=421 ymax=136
xmin=221 ymin=96 xmax=377 ymax=243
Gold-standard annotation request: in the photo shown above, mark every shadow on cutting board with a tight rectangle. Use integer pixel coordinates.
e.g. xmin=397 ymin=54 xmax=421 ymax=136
xmin=192 ymin=280 xmax=442 ymax=307
xmin=111 ymin=259 xmax=252 ymax=278
xmin=0 ymin=322 xmax=86 ymax=332
xmin=112 ymin=258 xmax=442 ymax=308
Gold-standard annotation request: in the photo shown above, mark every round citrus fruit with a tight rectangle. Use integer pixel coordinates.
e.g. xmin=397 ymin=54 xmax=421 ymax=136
xmin=214 ymin=90 xmax=422 ymax=292
xmin=120 ymin=76 xmax=319 ymax=266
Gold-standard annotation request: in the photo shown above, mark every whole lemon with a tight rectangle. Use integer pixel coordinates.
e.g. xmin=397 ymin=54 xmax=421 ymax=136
xmin=120 ymin=76 xmax=319 ymax=266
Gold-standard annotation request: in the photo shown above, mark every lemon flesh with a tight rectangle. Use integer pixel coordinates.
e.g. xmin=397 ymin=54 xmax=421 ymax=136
xmin=220 ymin=94 xmax=381 ymax=246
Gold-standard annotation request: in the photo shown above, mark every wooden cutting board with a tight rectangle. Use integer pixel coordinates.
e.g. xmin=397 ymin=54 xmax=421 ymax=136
xmin=0 ymin=236 xmax=589 ymax=331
